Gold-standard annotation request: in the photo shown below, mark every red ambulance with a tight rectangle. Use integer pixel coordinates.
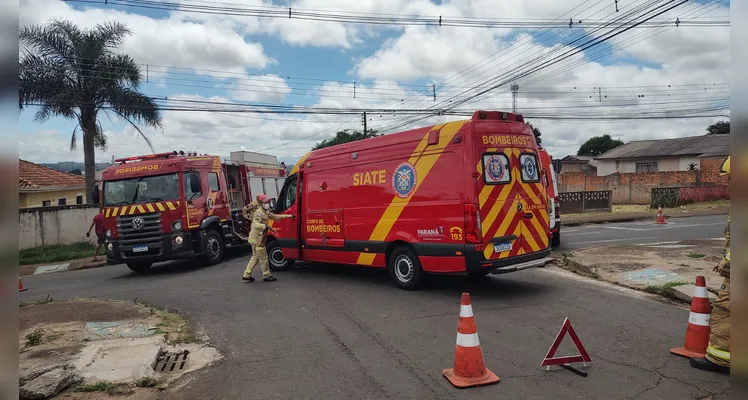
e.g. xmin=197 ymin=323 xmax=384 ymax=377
xmin=538 ymin=149 xmax=561 ymax=247
xmin=266 ymin=110 xmax=553 ymax=289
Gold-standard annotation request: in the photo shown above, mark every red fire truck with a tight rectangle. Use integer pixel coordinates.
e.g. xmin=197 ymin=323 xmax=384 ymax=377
xmin=99 ymin=150 xmax=286 ymax=272
xmin=265 ymin=110 xmax=553 ymax=290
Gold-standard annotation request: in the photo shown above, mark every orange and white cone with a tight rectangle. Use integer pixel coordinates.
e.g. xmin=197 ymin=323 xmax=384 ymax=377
xmin=19 ymin=277 xmax=27 ymax=292
xmin=655 ymin=206 xmax=666 ymax=224
xmin=442 ymin=293 xmax=500 ymax=388
xmin=671 ymin=276 xmax=711 ymax=358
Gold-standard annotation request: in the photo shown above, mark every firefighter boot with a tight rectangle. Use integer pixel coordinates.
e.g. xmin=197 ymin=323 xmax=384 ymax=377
xmin=690 ymin=357 xmax=730 ymax=374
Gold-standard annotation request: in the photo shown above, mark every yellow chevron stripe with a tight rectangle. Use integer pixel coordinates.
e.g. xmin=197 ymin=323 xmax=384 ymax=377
xmin=128 ymin=205 xmax=137 ymax=215
xmin=515 ymin=223 xmax=527 ymax=256
xmin=478 ymin=147 xmax=498 ymax=208
xmin=483 ymin=191 xmax=521 ymax=259
xmin=166 ymin=201 xmax=176 ymax=211
xmin=105 ymin=208 xmax=111 ymax=217
xmin=137 ymin=205 xmax=146 ymax=214
xmin=146 ymin=203 xmax=155 ymax=213
xmin=156 ymin=202 xmax=165 ymax=212
xmin=356 ymin=120 xmax=465 ymax=265
xmin=480 ymin=149 xmax=518 ymax=235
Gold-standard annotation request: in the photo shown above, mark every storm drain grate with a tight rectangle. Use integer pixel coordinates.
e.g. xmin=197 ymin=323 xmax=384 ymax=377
xmin=155 ymin=350 xmax=190 ymax=373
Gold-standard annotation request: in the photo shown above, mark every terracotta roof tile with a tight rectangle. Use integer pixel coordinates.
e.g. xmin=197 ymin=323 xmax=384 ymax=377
xmin=19 ymin=160 xmax=86 ymax=189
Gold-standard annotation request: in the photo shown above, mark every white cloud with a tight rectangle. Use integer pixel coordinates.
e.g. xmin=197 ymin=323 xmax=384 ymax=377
xmin=20 ymin=0 xmax=273 ymax=73
xmin=229 ymin=74 xmax=293 ymax=103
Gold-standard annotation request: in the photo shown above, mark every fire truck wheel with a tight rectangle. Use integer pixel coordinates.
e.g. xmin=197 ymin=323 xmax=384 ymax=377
xmin=267 ymin=240 xmax=294 ymax=271
xmin=126 ymin=262 xmax=152 ymax=273
xmin=200 ymin=229 xmax=224 ymax=266
xmin=551 ymin=231 xmax=561 ymax=247
xmin=388 ymin=247 xmax=424 ymax=290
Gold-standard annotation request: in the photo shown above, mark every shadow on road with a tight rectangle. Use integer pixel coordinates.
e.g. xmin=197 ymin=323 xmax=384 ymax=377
xmin=110 ymin=246 xmax=252 ymax=279
xmin=287 ymin=262 xmax=557 ymax=301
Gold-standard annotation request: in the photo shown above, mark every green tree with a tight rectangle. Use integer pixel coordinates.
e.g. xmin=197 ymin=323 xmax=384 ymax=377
xmin=706 ymin=121 xmax=729 ymax=135
xmin=577 ymin=134 xmax=624 ymax=157
xmin=527 ymin=122 xmax=541 ymax=146
xmin=312 ymin=129 xmax=380 ymax=150
xmin=19 ymin=19 xmax=162 ymax=203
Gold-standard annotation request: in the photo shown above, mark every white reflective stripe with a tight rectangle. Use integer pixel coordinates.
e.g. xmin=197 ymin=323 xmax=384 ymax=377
xmin=456 ymin=332 xmax=480 ymax=347
xmin=707 ymin=346 xmax=730 ymax=361
xmin=693 ymin=286 xmax=709 ymax=299
xmin=725 ymin=251 xmax=730 ymax=262
xmin=688 ymin=312 xmax=710 ymax=327
xmin=459 ymin=305 xmax=473 ymax=317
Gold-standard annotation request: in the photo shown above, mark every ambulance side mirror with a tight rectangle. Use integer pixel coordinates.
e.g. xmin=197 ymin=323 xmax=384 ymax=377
xmin=270 ymin=198 xmax=277 ymax=211
xmin=189 ymin=174 xmax=201 ymax=194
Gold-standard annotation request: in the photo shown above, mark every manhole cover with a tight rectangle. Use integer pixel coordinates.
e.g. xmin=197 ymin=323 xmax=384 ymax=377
xmin=154 ymin=350 xmax=189 ymax=373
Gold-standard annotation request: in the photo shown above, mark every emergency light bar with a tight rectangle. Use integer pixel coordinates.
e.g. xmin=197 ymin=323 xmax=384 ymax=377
xmin=114 ymin=150 xmax=199 ymax=164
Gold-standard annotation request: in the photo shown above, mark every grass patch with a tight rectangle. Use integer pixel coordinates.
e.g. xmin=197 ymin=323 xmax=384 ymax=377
xmin=19 ymin=294 xmax=55 ymax=307
xmin=644 ymin=281 xmax=690 ymax=300
xmin=688 ymin=252 xmax=707 ymax=259
xmin=134 ymin=298 xmax=198 ymax=345
xmin=20 ymin=241 xmax=95 ymax=265
xmin=24 ymin=328 xmax=44 ymax=347
xmin=135 ymin=377 xmax=159 ymax=388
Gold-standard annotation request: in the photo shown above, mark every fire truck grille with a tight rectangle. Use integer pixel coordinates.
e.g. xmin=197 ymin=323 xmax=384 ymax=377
xmin=117 ymin=212 xmax=162 ymax=245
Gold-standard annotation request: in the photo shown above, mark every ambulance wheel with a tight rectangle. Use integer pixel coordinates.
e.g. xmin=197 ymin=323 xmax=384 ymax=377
xmin=551 ymin=231 xmax=561 ymax=247
xmin=267 ymin=240 xmax=294 ymax=271
xmin=388 ymin=247 xmax=424 ymax=290
xmin=126 ymin=262 xmax=152 ymax=273
xmin=200 ymin=229 xmax=224 ymax=266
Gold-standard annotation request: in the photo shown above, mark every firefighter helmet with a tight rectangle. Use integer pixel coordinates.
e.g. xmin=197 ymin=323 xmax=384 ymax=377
xmin=719 ymin=156 xmax=730 ymax=176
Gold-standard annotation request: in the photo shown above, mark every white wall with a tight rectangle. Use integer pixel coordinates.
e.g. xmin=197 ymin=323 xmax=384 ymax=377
xmin=596 ymin=160 xmax=618 ymax=176
xmin=678 ymin=156 xmax=700 ymax=171
xmin=596 ymin=156 xmax=698 ymax=176
xmin=19 ymin=205 xmax=99 ymax=250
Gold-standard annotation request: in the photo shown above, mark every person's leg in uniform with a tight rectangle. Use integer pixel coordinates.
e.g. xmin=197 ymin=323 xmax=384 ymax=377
xmin=691 ymin=277 xmax=730 ymax=373
xmin=242 ymin=244 xmax=259 ymax=282
xmin=256 ymin=245 xmax=276 ymax=282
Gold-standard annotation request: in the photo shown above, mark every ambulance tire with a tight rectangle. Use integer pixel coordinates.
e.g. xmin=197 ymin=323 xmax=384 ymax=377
xmin=200 ymin=229 xmax=224 ymax=266
xmin=551 ymin=231 xmax=561 ymax=247
xmin=388 ymin=247 xmax=424 ymax=290
xmin=267 ymin=240 xmax=294 ymax=271
xmin=126 ymin=262 xmax=152 ymax=273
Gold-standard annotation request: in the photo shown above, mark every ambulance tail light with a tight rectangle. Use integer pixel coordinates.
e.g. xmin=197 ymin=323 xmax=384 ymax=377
xmin=464 ymin=204 xmax=482 ymax=244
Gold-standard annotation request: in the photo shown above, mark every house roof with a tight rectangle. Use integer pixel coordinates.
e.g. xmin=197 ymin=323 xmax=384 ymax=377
xmin=19 ymin=160 xmax=86 ymax=189
xmin=595 ymin=135 xmax=730 ymax=160
xmin=560 ymin=155 xmax=595 ymax=163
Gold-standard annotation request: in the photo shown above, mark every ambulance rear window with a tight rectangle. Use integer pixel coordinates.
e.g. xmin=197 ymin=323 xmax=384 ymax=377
xmin=482 ymin=153 xmax=510 ymax=185
xmin=519 ymin=153 xmax=540 ymax=183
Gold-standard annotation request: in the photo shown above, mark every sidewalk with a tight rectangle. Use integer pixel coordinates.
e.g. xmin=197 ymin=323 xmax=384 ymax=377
xmin=20 ymin=258 xmax=107 ymax=277
xmin=558 ymin=238 xmax=726 ymax=302
xmin=561 ymin=205 xmax=729 ymax=227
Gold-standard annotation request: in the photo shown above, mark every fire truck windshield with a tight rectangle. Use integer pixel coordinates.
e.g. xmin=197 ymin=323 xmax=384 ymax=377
xmin=103 ymin=173 xmax=180 ymax=206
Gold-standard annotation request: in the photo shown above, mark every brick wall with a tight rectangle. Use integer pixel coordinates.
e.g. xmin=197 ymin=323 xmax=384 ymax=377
xmin=558 ymin=156 xmax=729 ymax=204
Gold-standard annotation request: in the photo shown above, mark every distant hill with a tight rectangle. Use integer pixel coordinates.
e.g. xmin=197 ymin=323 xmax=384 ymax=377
xmin=41 ymin=162 xmax=113 ymax=174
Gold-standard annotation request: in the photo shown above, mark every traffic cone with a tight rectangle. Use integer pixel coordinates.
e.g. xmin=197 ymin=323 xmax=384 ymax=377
xmin=442 ymin=293 xmax=500 ymax=388
xmin=655 ymin=206 xmax=666 ymax=224
xmin=19 ymin=277 xmax=27 ymax=292
xmin=671 ymin=276 xmax=711 ymax=358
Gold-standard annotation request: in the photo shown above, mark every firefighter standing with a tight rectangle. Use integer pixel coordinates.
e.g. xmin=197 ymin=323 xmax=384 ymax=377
xmin=242 ymin=195 xmax=294 ymax=282
xmin=690 ymin=156 xmax=730 ymax=374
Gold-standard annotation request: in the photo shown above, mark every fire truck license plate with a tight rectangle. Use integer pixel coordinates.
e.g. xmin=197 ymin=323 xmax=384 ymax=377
xmin=494 ymin=242 xmax=512 ymax=253
xmin=133 ymin=245 xmax=148 ymax=253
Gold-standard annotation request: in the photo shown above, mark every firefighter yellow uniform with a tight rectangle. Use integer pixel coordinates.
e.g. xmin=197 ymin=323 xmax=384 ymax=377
xmin=690 ymin=156 xmax=730 ymax=374
xmin=242 ymin=197 xmax=293 ymax=282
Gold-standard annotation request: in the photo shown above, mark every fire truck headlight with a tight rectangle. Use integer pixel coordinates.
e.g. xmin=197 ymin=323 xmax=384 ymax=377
xmin=106 ymin=229 xmax=112 ymax=238
xmin=172 ymin=221 xmax=182 ymax=231
xmin=174 ymin=236 xmax=184 ymax=245
xmin=107 ymin=243 xmax=113 ymax=251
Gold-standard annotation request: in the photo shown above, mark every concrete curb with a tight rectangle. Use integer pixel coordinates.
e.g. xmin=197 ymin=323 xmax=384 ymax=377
xmin=561 ymin=207 xmax=729 ymax=227
xmin=20 ymin=260 xmax=109 ymax=277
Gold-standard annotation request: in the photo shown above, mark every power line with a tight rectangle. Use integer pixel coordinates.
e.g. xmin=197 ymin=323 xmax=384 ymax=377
xmin=64 ymin=0 xmax=730 ymax=28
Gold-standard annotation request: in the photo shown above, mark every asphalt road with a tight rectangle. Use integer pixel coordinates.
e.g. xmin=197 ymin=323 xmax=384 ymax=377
xmin=558 ymin=215 xmax=727 ymax=250
xmin=19 ymin=246 xmax=730 ymax=400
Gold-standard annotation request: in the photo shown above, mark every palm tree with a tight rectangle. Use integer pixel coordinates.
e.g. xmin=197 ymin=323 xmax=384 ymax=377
xmin=19 ymin=19 xmax=162 ymax=203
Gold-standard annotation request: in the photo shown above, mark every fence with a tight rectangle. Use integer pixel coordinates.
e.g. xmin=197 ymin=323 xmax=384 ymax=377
xmin=19 ymin=204 xmax=100 ymax=250
xmin=558 ymin=190 xmax=612 ymax=214
xmin=650 ymin=185 xmax=729 ymax=208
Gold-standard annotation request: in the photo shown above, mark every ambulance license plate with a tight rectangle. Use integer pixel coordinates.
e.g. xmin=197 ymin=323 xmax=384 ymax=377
xmin=133 ymin=245 xmax=148 ymax=253
xmin=494 ymin=241 xmax=512 ymax=253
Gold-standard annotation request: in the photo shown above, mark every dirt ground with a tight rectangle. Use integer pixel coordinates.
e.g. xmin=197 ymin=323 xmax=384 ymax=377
xmin=20 ymin=299 xmax=152 ymax=332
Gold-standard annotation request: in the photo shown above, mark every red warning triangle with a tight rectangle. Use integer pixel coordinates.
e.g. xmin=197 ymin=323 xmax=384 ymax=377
xmin=541 ymin=318 xmax=592 ymax=367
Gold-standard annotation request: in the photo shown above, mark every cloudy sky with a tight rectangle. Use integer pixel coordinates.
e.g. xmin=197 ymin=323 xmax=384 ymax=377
xmin=17 ymin=0 xmax=730 ymax=166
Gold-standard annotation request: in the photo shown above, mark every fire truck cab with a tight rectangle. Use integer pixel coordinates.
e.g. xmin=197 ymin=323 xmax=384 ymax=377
xmin=100 ymin=150 xmax=286 ymax=272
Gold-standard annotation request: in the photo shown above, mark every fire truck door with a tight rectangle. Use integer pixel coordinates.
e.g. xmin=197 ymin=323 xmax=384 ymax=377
xmin=184 ymin=170 xmax=207 ymax=229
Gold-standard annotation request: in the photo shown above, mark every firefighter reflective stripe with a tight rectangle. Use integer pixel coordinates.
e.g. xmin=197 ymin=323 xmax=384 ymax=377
xmin=707 ymin=346 xmax=730 ymax=361
xmin=456 ymin=332 xmax=480 ymax=347
xmin=725 ymin=250 xmax=730 ymax=262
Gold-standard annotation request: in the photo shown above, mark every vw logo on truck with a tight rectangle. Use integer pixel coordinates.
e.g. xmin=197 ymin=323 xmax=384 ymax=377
xmin=132 ymin=217 xmax=145 ymax=230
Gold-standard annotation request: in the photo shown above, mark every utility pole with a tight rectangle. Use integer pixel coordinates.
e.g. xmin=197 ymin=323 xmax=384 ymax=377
xmin=354 ymin=82 xmax=356 ymax=99
xmin=511 ymin=83 xmax=519 ymax=113
xmin=363 ymin=111 xmax=367 ymax=133
xmin=432 ymin=84 xmax=436 ymax=102
xmin=598 ymin=87 xmax=602 ymax=102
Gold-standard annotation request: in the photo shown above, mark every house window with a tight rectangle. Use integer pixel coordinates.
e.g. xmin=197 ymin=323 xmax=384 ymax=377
xmin=42 ymin=200 xmax=51 ymax=207
xmin=76 ymin=195 xmax=83 ymax=205
xmin=636 ymin=162 xmax=659 ymax=173
xmin=57 ymin=198 xmax=67 ymax=206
